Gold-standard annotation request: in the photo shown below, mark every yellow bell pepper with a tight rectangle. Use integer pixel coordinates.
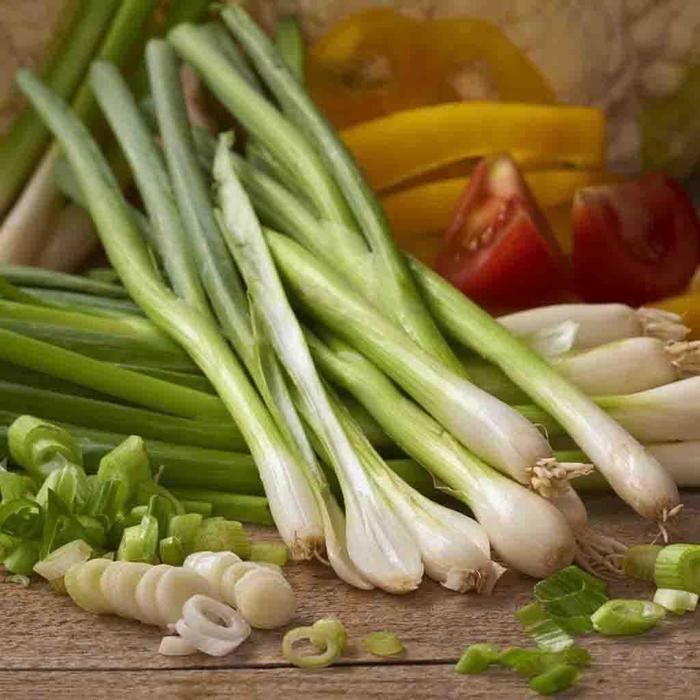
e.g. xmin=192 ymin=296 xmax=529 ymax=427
xmin=342 ymin=102 xmax=607 ymax=192
xmin=306 ymin=9 xmax=554 ymax=129
xmin=651 ymin=293 xmax=700 ymax=339
xmin=381 ymin=170 xmax=608 ymax=239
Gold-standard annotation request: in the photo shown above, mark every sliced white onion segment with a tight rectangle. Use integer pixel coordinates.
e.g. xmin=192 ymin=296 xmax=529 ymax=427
xmin=232 ymin=568 xmax=296 ymax=629
xmin=183 ymin=551 xmax=242 ymax=600
xmin=100 ymin=561 xmax=153 ymax=620
xmin=156 ymin=567 xmax=211 ymax=625
xmin=182 ymin=594 xmax=251 ymax=642
xmin=135 ymin=564 xmax=172 ymax=626
xmin=159 ymin=635 xmax=198 ymax=656
xmin=65 ymin=558 xmax=112 ymax=615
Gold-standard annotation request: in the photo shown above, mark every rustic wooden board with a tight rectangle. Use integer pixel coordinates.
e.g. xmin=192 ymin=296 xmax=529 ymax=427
xmin=1 ymin=492 xmax=699 ymax=698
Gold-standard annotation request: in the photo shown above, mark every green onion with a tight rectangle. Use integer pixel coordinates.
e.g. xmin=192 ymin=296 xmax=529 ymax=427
xmin=455 ymin=643 xmax=500 ymax=674
xmin=96 ymin=435 xmax=151 ymax=504
xmin=497 ymin=646 xmax=591 ymax=678
xmin=3 ymin=540 xmax=41 ymax=576
xmin=305 ymin=329 xmax=576 ymax=578
xmin=363 ymin=631 xmax=404 ymax=657
xmin=528 ymin=663 xmax=579 ymax=696
xmin=179 ymin=500 xmax=214 ymax=517
xmin=516 ymin=602 xmax=574 ymax=652
xmin=0 ymin=498 xmax=42 ymax=539
xmin=623 ymin=544 xmax=662 ymax=581
xmin=35 ymin=462 xmax=90 ymax=512
xmin=8 ymin=415 xmax=82 ymax=481
xmin=194 ymin=517 xmax=251 ymax=559
xmin=266 ymin=231 xmax=564 ymax=491
xmin=275 ymin=17 xmax=305 ymax=83
xmin=117 ymin=514 xmax=159 ymax=563
xmin=282 ymin=618 xmax=347 ymax=669
xmin=168 ymin=513 xmax=203 ymax=555
xmin=0 ymin=0 xmax=119 ymax=215
xmin=533 ymin=566 xmax=608 ymax=617
xmin=159 ymin=536 xmax=185 ymax=566
xmin=654 ymin=544 xmax=700 ymax=594
xmin=653 ymin=588 xmax=699 ymax=614
xmin=591 ymin=599 xmax=665 ymax=635
xmin=0 ymin=469 xmax=36 ymax=502
xmin=250 ymin=542 xmax=288 ymax=567
xmin=18 ymin=287 xmax=141 ymax=316
xmin=34 ymin=539 xmax=91 ymax=582
xmin=408 ymin=257 xmax=680 ymax=522
xmin=0 ymin=264 xmax=126 ymax=297
xmin=218 ymin=5 xmax=463 ymax=372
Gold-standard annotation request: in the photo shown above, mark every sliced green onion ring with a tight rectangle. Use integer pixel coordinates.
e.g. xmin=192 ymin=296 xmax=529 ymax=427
xmin=363 ymin=631 xmax=404 ymax=657
xmin=529 ymin=663 xmax=579 ymax=696
xmin=282 ymin=618 xmax=347 ymax=669
xmin=653 ymin=588 xmax=699 ymax=614
xmin=591 ymin=599 xmax=665 ymax=636
xmin=654 ymin=544 xmax=700 ymax=594
xmin=454 ymin=643 xmax=499 ymax=674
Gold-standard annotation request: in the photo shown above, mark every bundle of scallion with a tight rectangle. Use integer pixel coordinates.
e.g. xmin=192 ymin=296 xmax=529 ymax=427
xmin=6 ymin=7 xmax=687 ymax=591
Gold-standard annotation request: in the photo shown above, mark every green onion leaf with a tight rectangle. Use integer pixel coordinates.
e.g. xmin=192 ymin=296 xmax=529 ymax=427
xmin=591 ymin=599 xmax=665 ymax=636
xmin=3 ymin=539 xmax=41 ymax=576
xmin=117 ymin=514 xmax=158 ymax=563
xmin=533 ymin=565 xmax=608 ymax=617
xmin=363 ymin=631 xmax=404 ymax=657
xmin=516 ymin=602 xmax=574 ymax=652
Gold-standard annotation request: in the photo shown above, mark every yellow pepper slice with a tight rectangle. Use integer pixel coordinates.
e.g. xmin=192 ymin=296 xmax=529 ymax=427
xmin=306 ymin=9 xmax=554 ymax=129
xmin=342 ymin=102 xmax=607 ymax=192
xmin=381 ymin=170 xmax=608 ymax=239
xmin=651 ymin=293 xmax=700 ymax=339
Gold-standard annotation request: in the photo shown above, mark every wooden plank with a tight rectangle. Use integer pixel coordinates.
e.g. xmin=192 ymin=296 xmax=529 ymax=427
xmin=1 ymin=663 xmax=699 ymax=699
xmin=1 ymin=493 xmax=698 ymax=676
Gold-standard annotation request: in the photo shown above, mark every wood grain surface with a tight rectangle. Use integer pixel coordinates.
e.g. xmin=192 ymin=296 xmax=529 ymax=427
xmin=1 ymin=492 xmax=699 ymax=698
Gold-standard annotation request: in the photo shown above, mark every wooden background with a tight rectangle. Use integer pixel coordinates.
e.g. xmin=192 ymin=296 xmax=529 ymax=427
xmin=1 ymin=491 xmax=698 ymax=698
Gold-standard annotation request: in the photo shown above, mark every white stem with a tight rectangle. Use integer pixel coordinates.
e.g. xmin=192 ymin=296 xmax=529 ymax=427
xmin=0 ymin=148 xmax=63 ymax=264
xmin=37 ymin=203 xmax=100 ymax=271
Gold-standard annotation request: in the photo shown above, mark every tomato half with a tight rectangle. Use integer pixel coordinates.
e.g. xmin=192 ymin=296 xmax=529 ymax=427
xmin=572 ymin=173 xmax=700 ymax=306
xmin=434 ymin=156 xmax=571 ymax=312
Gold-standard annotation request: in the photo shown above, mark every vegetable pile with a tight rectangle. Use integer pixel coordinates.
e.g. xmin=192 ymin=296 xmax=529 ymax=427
xmin=0 ymin=3 xmax=697 ymax=695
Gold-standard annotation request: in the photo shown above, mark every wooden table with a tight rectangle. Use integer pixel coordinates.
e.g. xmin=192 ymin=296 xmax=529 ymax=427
xmin=1 ymin=492 xmax=699 ymax=698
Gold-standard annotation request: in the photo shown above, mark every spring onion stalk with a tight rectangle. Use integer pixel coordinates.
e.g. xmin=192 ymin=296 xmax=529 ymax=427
xmin=409 ymin=258 xmax=680 ymax=522
xmin=653 ymin=588 xmax=698 ymax=614
xmin=0 ymin=1 xmax=157 ymax=264
xmin=0 ymin=327 xmax=227 ymax=420
xmin=19 ymin=287 xmax=141 ymax=317
xmin=591 ymin=599 xmax=665 ymax=635
xmin=282 ymin=618 xmax=347 ymax=669
xmin=215 ymin=139 xmax=420 ymax=593
xmin=15 ymin=61 xmax=325 ymax=552
xmin=622 ymin=545 xmax=662 ymax=581
xmin=37 ymin=204 xmax=99 ymax=272
xmin=8 ymin=415 xmax=82 ymax=481
xmin=363 ymin=631 xmax=404 ymax=657
xmin=267 ymin=230 xmax=582 ymax=492
xmin=250 ymin=542 xmax=288 ymax=567
xmin=275 ymin=17 xmax=305 ymax=83
xmin=217 ymin=6 xmax=464 ymax=374
xmin=146 ymin=42 xmax=368 ymax=589
xmin=0 ymin=264 xmax=127 ymax=298
xmin=498 ymin=304 xmax=689 ymax=347
xmin=306 ymin=330 xmax=576 ymax=578
xmin=654 ymin=544 xmax=700 ymax=594
xmin=0 ymin=0 xmax=118 ymax=217
xmin=464 ymin=337 xmax=700 ymax=400
xmin=165 ymin=491 xmax=272 ymax=527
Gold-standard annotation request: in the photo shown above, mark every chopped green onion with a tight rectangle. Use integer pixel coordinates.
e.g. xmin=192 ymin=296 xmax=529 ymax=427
xmin=6 ymin=574 xmax=31 ymax=587
xmin=0 ymin=264 xmax=128 ymax=298
xmin=591 ymin=599 xmax=665 ymax=636
xmin=455 ymin=643 xmax=499 ymax=674
xmin=654 ymin=544 xmax=700 ymax=594
xmin=533 ymin=566 xmax=608 ymax=617
xmin=96 ymin=435 xmax=151 ymax=504
xmin=516 ymin=602 xmax=574 ymax=652
xmin=529 ymin=663 xmax=579 ymax=696
xmin=167 ymin=513 xmax=203 ymax=555
xmin=117 ymin=514 xmax=158 ymax=563
xmin=363 ymin=631 xmax=404 ymax=657
xmin=250 ymin=542 xmax=288 ymax=567
xmin=35 ymin=463 xmax=90 ymax=512
xmin=275 ymin=17 xmax=305 ymax=83
xmin=194 ymin=517 xmax=251 ymax=559
xmin=282 ymin=618 xmax=347 ymax=669
xmin=497 ymin=646 xmax=591 ymax=678
xmin=0 ymin=498 xmax=42 ymax=539
xmin=33 ymin=539 xmax=91 ymax=581
xmin=167 ymin=488 xmax=273 ymax=526
xmin=623 ymin=544 xmax=662 ymax=581
xmin=0 ymin=470 xmax=36 ymax=502
xmin=159 ymin=536 xmax=185 ymax=566
xmin=653 ymin=588 xmax=699 ymax=614
xmin=8 ymin=415 xmax=82 ymax=481
xmin=3 ymin=539 xmax=41 ymax=576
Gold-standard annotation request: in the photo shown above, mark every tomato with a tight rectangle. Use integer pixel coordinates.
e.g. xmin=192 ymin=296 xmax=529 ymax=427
xmin=434 ymin=156 xmax=571 ymax=312
xmin=572 ymin=173 xmax=700 ymax=306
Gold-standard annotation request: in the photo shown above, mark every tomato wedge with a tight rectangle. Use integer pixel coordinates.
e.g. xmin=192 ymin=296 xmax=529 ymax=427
xmin=434 ymin=156 xmax=571 ymax=311
xmin=572 ymin=173 xmax=700 ymax=306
